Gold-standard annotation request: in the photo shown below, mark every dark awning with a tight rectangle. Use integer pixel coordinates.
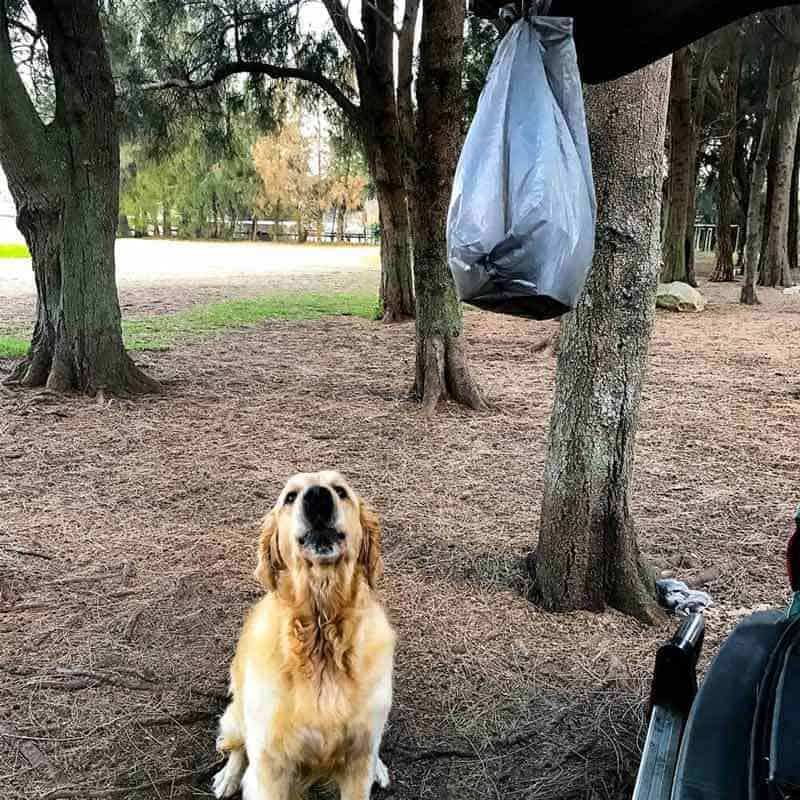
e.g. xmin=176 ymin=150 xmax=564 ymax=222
xmin=470 ymin=1 xmax=800 ymax=83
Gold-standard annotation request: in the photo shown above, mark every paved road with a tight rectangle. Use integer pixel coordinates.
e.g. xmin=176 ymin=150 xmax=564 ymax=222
xmin=0 ymin=239 xmax=380 ymax=298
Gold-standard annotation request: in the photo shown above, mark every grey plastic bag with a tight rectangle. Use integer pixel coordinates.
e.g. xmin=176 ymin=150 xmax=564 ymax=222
xmin=447 ymin=17 xmax=596 ymax=320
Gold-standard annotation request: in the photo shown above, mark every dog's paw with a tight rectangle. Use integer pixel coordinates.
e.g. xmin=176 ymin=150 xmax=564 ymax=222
xmin=374 ymin=757 xmax=390 ymax=789
xmin=213 ymin=753 xmax=245 ymax=799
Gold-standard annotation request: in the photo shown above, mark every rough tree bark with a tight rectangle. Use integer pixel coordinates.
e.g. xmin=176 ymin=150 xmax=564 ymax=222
xmin=411 ymin=0 xmax=484 ymax=414
xmin=531 ymin=59 xmax=672 ymax=623
xmin=790 ymin=125 xmax=799 ymax=273
xmin=761 ymin=11 xmax=800 ymax=288
xmin=354 ymin=0 xmax=415 ymax=322
xmin=742 ymin=47 xmax=780 ymax=304
xmin=397 ymin=0 xmax=421 ymax=243
xmin=685 ymin=46 xmax=712 ymax=287
xmin=662 ymin=48 xmax=693 ymax=283
xmin=710 ymin=31 xmax=744 ymax=282
xmin=0 ymin=0 xmax=157 ymax=395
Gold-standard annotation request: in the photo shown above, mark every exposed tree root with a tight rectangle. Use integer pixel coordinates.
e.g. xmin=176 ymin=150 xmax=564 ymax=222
xmin=412 ymin=334 xmax=486 ymax=415
xmin=4 ymin=346 xmax=159 ymax=397
xmin=527 ymin=545 xmax=664 ymax=626
xmin=381 ymin=307 xmax=414 ymax=324
xmin=740 ymin=284 xmax=761 ymax=305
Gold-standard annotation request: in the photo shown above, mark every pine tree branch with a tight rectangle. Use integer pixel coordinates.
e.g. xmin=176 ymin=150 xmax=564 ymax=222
xmin=363 ymin=0 xmax=402 ymax=38
xmin=397 ymin=0 xmax=419 ymax=187
xmin=141 ymin=60 xmax=360 ymax=126
xmin=320 ymin=0 xmax=368 ymax=67
xmin=0 ymin=1 xmax=53 ymax=191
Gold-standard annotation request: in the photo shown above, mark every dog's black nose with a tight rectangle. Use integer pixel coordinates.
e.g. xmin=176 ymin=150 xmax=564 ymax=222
xmin=302 ymin=485 xmax=335 ymax=528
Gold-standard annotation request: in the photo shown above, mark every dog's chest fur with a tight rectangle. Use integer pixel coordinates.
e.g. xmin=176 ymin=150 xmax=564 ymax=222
xmin=274 ymin=667 xmax=372 ymax=773
xmin=236 ymin=590 xmax=392 ymax=776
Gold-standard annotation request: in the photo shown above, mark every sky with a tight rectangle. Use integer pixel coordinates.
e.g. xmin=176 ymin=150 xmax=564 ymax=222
xmin=298 ymin=0 xmax=422 ymax=88
xmin=300 ymin=1 xmax=363 ymax=34
xmin=299 ymin=1 xmax=419 ymax=42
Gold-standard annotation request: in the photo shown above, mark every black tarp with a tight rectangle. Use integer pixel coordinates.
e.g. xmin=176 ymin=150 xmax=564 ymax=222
xmin=471 ymin=1 xmax=800 ymax=83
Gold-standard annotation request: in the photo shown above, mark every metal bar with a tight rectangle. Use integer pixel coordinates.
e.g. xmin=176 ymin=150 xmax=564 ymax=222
xmin=632 ymin=706 xmax=686 ymax=800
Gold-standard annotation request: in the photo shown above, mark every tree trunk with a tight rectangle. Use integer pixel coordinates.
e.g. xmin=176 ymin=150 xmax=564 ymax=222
xmin=710 ymin=32 xmax=743 ymax=282
xmin=684 ymin=52 xmax=710 ymax=287
xmin=398 ymin=0 xmax=421 ymax=248
xmin=374 ymin=173 xmax=415 ymax=322
xmin=787 ymin=120 xmax=799 ymax=274
xmin=163 ymin=198 xmax=172 ymax=239
xmin=411 ymin=0 xmax=484 ymax=414
xmin=355 ymin=1 xmax=415 ymax=323
xmin=336 ymin=201 xmax=346 ymax=242
xmin=273 ymin=200 xmax=281 ymax=241
xmin=0 ymin=0 xmax=156 ymax=395
xmin=761 ymin=14 xmax=800 ymax=289
xmin=662 ymin=48 xmax=693 ymax=283
xmin=531 ymin=59 xmax=672 ymax=623
xmin=362 ymin=130 xmax=415 ymax=321
xmin=742 ymin=47 xmax=780 ymax=304
xmin=212 ymin=193 xmax=220 ymax=239
xmin=733 ymin=113 xmax=754 ymax=274
xmin=759 ymin=122 xmax=779 ymax=283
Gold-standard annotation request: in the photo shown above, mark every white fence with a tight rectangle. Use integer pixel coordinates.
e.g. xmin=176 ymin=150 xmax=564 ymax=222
xmin=693 ymin=224 xmax=741 ymax=254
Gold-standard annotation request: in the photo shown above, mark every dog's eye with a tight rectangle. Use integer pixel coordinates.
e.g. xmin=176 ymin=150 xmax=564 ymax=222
xmin=284 ymin=491 xmax=298 ymax=505
xmin=333 ymin=486 xmax=349 ymax=500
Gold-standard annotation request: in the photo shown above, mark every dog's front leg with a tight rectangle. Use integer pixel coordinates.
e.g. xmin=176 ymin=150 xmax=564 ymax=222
xmin=370 ymin=670 xmax=392 ymax=792
xmin=340 ymin=694 xmax=392 ymax=798
xmin=338 ymin=751 xmax=376 ymax=800
xmin=240 ymin=755 xmax=294 ymax=800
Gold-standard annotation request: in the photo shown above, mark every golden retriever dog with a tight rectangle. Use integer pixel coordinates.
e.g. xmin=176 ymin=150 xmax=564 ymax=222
xmin=212 ymin=471 xmax=396 ymax=800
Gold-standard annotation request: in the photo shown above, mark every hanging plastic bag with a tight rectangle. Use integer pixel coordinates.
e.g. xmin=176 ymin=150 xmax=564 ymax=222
xmin=447 ymin=16 xmax=596 ymax=320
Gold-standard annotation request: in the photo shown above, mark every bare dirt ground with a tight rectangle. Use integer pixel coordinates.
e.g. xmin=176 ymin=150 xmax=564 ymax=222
xmin=1 ymin=260 xmax=799 ymax=800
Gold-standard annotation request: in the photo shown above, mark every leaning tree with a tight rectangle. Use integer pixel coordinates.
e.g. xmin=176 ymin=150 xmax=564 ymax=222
xmin=411 ymin=0 xmax=484 ymax=412
xmin=742 ymin=25 xmax=782 ymax=304
xmin=709 ymin=26 xmax=745 ymax=283
xmin=759 ymin=8 xmax=800 ymax=288
xmin=138 ymin=0 xmax=417 ymax=322
xmin=661 ymin=47 xmax=695 ymax=285
xmin=0 ymin=0 xmax=156 ymax=394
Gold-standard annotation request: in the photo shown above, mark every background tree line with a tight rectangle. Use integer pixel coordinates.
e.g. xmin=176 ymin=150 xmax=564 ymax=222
xmin=661 ymin=9 xmax=800 ymax=299
xmin=119 ymin=108 xmax=371 ymax=243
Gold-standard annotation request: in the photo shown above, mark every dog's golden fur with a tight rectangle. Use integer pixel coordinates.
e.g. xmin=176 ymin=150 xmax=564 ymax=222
xmin=212 ymin=472 xmax=395 ymax=800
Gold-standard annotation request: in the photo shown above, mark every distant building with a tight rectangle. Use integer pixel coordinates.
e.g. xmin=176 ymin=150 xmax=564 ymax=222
xmin=0 ymin=167 xmax=23 ymax=243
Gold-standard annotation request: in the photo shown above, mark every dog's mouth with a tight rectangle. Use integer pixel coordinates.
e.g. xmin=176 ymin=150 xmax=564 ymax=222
xmin=298 ymin=528 xmax=346 ymax=565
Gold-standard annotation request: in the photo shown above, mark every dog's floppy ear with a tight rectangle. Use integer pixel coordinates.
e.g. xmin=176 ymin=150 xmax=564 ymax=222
xmin=358 ymin=502 xmax=383 ymax=589
xmin=254 ymin=510 xmax=285 ymax=591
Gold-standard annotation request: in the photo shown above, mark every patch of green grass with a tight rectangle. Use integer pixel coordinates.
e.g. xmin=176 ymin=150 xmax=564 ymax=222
xmin=0 ymin=336 xmax=28 ymax=358
xmin=1 ymin=292 xmax=381 ymax=357
xmin=0 ymin=243 xmax=30 ymax=259
xmin=122 ymin=292 xmax=382 ymax=351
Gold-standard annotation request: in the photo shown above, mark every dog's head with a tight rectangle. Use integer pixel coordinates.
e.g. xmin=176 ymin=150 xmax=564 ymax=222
xmin=255 ymin=471 xmax=382 ymax=592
